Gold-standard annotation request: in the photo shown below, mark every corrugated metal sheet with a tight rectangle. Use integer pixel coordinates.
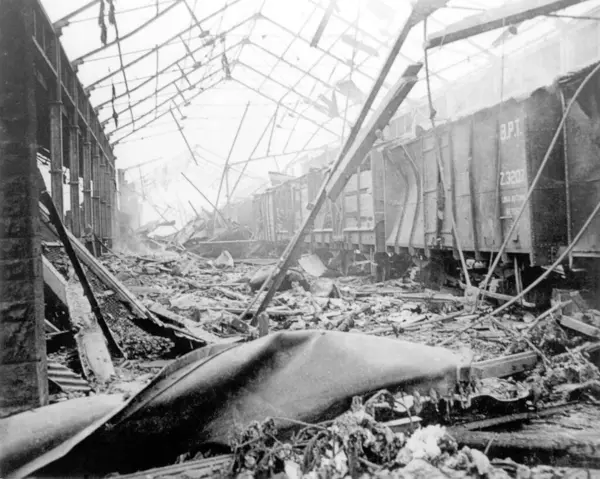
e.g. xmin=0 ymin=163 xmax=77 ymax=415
xmin=48 ymin=362 xmax=91 ymax=393
xmin=113 ymin=455 xmax=232 ymax=479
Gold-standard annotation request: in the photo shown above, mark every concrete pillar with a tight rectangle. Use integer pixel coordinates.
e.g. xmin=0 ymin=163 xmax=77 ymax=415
xmin=69 ymin=123 xmax=81 ymax=237
xmin=92 ymin=143 xmax=101 ymax=248
xmin=82 ymin=133 xmax=92 ymax=232
xmin=0 ymin=0 xmax=48 ymax=417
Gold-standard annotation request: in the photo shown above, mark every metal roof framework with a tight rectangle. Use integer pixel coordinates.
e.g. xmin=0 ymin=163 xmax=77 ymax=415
xmin=41 ymin=0 xmax=600 ymax=214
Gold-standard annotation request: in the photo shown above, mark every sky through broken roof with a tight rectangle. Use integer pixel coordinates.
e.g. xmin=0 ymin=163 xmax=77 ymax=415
xmin=40 ymin=0 xmax=600 ymax=224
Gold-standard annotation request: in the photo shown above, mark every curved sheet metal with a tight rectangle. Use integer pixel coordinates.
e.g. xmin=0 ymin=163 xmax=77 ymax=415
xmin=0 ymin=394 xmax=124 ymax=478
xmin=15 ymin=332 xmax=465 ymax=478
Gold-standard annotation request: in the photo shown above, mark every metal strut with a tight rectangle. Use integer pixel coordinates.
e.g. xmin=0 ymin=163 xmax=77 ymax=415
xmin=442 ymin=194 xmax=600 ymax=346
xmin=241 ymin=1 xmax=444 ymax=325
xmin=477 ymin=61 xmax=600 ymax=301
xmin=423 ymin=18 xmax=471 ymax=288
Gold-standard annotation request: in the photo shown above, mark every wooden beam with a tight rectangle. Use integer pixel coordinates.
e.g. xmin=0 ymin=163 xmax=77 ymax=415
xmin=426 ymin=0 xmax=588 ymax=49
xmin=246 ymin=2 xmax=435 ymax=321
xmin=560 ymin=315 xmax=600 ymax=339
xmin=42 ymin=256 xmax=68 ymax=305
xmin=472 ymin=351 xmax=539 ymax=379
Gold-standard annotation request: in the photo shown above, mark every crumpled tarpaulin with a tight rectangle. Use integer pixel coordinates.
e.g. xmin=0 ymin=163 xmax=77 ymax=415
xmin=8 ymin=331 xmax=468 ymax=478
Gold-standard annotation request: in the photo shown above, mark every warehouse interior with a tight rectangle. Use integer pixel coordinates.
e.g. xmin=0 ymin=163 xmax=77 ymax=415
xmin=3 ymin=0 xmax=600 ymax=477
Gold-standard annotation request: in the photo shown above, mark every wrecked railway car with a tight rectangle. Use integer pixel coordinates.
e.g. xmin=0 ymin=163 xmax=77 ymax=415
xmin=250 ymin=61 xmax=600 ymax=296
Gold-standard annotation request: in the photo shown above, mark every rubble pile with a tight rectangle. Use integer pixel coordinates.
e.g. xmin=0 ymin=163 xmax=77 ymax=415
xmin=34 ymin=241 xmax=600 ymax=478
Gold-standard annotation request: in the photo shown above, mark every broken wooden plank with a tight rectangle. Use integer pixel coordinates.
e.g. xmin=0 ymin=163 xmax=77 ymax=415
xmin=41 ymin=202 xmax=148 ymax=318
xmin=560 ymin=315 xmax=600 ymax=339
xmin=448 ymin=428 xmax=600 ymax=468
xmin=43 ymin=256 xmax=68 ymax=304
xmin=213 ymin=287 xmax=249 ymax=302
xmin=128 ymin=286 xmax=167 ymax=296
xmin=459 ymin=402 xmax=573 ymax=431
xmin=148 ymin=303 xmax=230 ymax=345
xmin=66 ymin=272 xmax=115 ymax=383
xmin=356 ymin=289 xmax=463 ymax=304
xmin=39 ymin=189 xmax=125 ymax=359
xmin=384 ymin=417 xmax=422 ymax=434
xmin=426 ymin=0 xmax=588 ymax=49
xmin=44 ymin=319 xmax=62 ymax=334
xmin=472 ymin=350 xmax=539 ymax=379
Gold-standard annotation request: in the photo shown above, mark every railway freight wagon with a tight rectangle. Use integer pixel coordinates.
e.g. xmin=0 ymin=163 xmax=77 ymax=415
xmin=382 ymin=62 xmax=600 ymax=284
xmin=252 ymin=151 xmax=386 ymax=256
xmin=252 ymin=176 xmax=307 ymax=242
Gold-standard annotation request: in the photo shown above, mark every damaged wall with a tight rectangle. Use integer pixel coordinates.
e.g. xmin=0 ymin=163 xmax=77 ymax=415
xmin=0 ymin=0 xmax=48 ymax=417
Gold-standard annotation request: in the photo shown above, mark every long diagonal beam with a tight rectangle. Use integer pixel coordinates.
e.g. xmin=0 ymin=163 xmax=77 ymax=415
xmin=213 ymin=102 xmax=250 ymax=228
xmin=253 ymin=64 xmax=423 ymax=320
xmin=311 ymin=0 xmax=338 ymax=47
xmin=229 ymin=113 xmax=276 ymax=199
xmin=426 ymin=0 xmax=587 ymax=48
xmin=247 ymin=1 xmax=445 ymax=321
xmin=306 ymin=0 xmax=449 ymax=85
xmin=74 ymin=0 xmax=184 ymax=65
xmin=181 ymin=173 xmax=228 ymax=224
xmin=170 ymin=109 xmax=198 ymax=166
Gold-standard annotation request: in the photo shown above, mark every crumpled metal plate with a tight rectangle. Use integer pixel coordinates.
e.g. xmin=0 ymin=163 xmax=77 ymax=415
xmin=0 ymin=394 xmax=124 ymax=478
xmin=12 ymin=331 xmax=467 ymax=478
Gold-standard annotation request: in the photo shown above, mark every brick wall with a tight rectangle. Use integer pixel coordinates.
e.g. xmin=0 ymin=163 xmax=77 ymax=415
xmin=0 ymin=0 xmax=48 ymax=417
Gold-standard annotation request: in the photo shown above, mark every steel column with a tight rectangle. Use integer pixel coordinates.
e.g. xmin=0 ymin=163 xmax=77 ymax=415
xmin=49 ymin=101 xmax=64 ymax=217
xmin=82 ymin=133 xmax=92 ymax=232
xmin=106 ymin=162 xmax=113 ymax=247
xmin=99 ymin=156 xmax=107 ymax=248
xmin=69 ymin=123 xmax=81 ymax=237
xmin=92 ymin=143 xmax=101 ymax=249
xmin=0 ymin=0 xmax=48 ymax=417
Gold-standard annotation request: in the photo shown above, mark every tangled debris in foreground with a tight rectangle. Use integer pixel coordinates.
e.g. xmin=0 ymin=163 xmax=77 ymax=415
xmin=228 ymin=396 xmax=581 ymax=479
